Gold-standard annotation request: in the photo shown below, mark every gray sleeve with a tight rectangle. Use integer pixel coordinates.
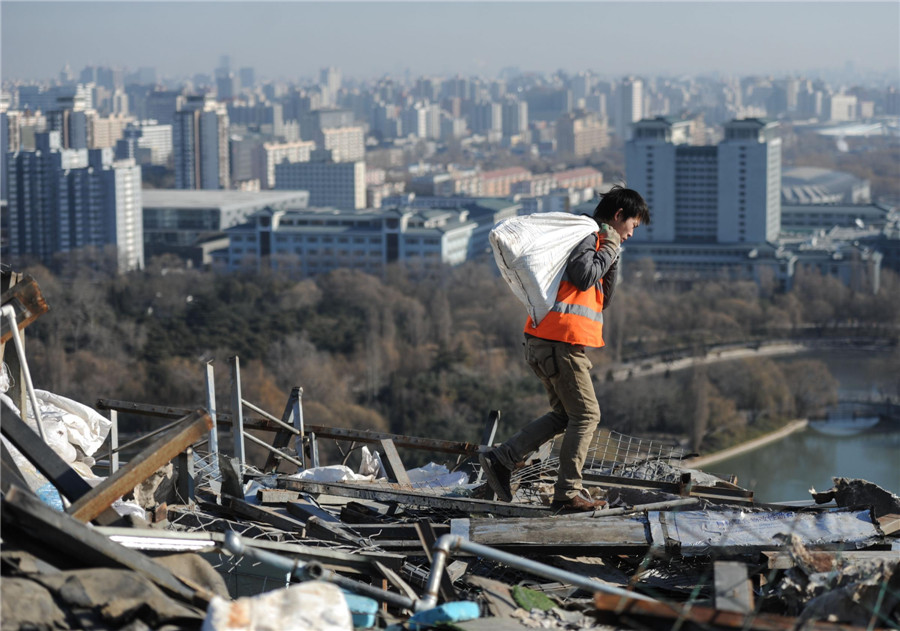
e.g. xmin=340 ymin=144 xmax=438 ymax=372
xmin=601 ymin=259 xmax=619 ymax=310
xmin=565 ymin=233 xmax=620 ymax=293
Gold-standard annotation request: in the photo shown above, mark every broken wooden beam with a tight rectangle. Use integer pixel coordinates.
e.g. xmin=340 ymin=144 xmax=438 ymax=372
xmin=277 ymin=478 xmax=551 ymax=517
xmin=218 ymin=496 xmax=307 ymax=535
xmin=593 ymin=593 xmax=871 ymax=631
xmin=378 ymin=438 xmax=412 ymax=486
xmin=66 ymin=410 xmax=213 ymax=523
xmin=454 ymin=515 xmax=649 ymax=554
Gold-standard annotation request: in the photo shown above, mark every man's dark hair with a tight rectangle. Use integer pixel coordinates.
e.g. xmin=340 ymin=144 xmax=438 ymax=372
xmin=593 ymin=185 xmax=651 ymax=225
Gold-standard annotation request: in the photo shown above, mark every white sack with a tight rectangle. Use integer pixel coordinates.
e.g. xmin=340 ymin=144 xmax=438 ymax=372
xmin=202 ymin=581 xmax=353 ymax=631
xmin=288 ymin=465 xmax=376 ymax=483
xmin=490 ymin=212 xmax=599 ymax=326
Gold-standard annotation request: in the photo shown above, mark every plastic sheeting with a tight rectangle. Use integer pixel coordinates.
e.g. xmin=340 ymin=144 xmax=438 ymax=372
xmin=202 ymin=581 xmax=353 ymax=631
xmin=651 ymin=509 xmax=882 ymax=555
xmin=490 ymin=212 xmax=600 ymax=326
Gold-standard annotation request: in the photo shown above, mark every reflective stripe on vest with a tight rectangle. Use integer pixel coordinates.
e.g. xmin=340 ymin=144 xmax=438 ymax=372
xmin=524 ymin=232 xmax=605 ymax=348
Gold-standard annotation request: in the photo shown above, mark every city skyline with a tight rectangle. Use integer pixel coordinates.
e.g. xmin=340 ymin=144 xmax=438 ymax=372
xmin=2 ymin=1 xmax=899 ymax=84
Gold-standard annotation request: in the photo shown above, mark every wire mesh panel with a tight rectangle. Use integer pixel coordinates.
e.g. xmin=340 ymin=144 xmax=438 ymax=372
xmin=508 ymin=428 xmax=687 ymax=495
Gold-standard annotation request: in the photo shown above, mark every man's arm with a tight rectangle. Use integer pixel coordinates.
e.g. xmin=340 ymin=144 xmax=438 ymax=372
xmin=565 ymin=228 xmax=621 ymax=293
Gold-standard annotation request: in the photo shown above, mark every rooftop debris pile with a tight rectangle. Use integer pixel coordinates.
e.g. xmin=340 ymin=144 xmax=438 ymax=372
xmin=2 ymin=270 xmax=899 ymax=631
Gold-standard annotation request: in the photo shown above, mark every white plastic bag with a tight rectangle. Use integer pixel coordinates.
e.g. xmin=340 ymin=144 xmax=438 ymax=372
xmin=490 ymin=212 xmax=599 ymax=325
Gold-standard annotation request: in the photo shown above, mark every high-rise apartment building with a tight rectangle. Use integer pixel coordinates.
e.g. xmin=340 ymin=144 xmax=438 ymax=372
xmin=173 ymin=95 xmax=230 ymax=190
xmin=626 ymin=117 xmax=781 ymax=245
xmin=115 ymin=120 xmax=173 ymax=166
xmin=259 ymin=140 xmax=314 ymax=189
xmin=502 ymin=98 xmax=528 ymax=138
xmin=556 ymin=110 xmax=608 ymax=157
xmin=615 ymin=77 xmax=643 ymax=139
xmin=315 ymin=126 xmax=365 ymax=162
xmin=6 ymin=132 xmax=143 ymax=271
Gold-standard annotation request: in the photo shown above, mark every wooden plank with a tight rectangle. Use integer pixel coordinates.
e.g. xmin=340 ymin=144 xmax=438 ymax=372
xmin=714 ymin=561 xmax=753 ymax=614
xmin=0 ymin=404 xmax=94 ymax=501
xmin=219 ymin=496 xmax=307 ymax=535
xmin=257 ymin=489 xmax=302 ymax=505
xmin=277 ymin=478 xmax=551 ymax=517
xmin=465 ymin=515 xmax=649 ymax=553
xmin=0 ymin=275 xmax=50 ymax=344
xmin=877 ymin=513 xmax=900 ymax=536
xmin=416 ymin=518 xmax=457 ymax=601
xmin=2 ymin=484 xmax=206 ymax=605
xmin=593 ymin=593 xmax=872 ymax=631
xmin=763 ymin=550 xmax=900 ymax=570
xmin=66 ymin=410 xmax=212 ymax=523
xmin=284 ymin=502 xmax=368 ymax=546
xmin=1 ymin=437 xmax=31 ymax=493
xmin=378 ymin=438 xmax=412 ymax=486
xmin=372 ymin=560 xmax=419 ymax=603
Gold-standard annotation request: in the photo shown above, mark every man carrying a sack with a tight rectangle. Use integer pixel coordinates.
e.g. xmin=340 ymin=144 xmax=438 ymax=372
xmin=481 ymin=186 xmax=651 ymax=513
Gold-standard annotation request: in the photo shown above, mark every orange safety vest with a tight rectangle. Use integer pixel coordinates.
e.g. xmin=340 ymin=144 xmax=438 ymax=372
xmin=524 ymin=232 xmax=605 ymax=348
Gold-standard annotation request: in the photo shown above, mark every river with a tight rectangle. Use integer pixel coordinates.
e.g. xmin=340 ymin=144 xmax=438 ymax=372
xmin=707 ymin=348 xmax=900 ymax=503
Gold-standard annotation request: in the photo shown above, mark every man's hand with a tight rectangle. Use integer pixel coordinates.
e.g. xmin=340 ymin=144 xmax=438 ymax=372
xmin=598 ymin=223 xmax=622 ymax=253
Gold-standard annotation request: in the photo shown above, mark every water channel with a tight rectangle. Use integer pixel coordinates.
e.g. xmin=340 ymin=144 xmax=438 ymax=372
xmin=705 ymin=347 xmax=900 ymax=503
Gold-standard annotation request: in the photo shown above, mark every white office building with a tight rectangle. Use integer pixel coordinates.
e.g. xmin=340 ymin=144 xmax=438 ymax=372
xmin=626 ymin=117 xmax=781 ymax=245
xmin=624 ymin=117 xmax=785 ymax=284
xmin=219 ymin=205 xmax=479 ymax=277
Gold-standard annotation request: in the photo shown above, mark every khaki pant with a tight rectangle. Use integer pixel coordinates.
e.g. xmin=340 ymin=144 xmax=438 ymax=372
xmin=494 ymin=335 xmax=601 ymax=502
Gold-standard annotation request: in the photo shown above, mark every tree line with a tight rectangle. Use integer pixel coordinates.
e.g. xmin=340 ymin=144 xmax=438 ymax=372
xmin=17 ymin=248 xmax=900 ymax=465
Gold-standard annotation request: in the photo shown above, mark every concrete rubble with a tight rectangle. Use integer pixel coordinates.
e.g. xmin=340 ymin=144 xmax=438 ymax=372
xmin=2 ymin=271 xmax=899 ymax=631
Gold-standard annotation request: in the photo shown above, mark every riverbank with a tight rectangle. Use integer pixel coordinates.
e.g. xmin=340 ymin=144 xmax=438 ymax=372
xmin=682 ymin=419 xmax=809 ymax=469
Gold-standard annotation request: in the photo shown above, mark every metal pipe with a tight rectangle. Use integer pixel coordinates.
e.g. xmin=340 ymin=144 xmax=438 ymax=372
xmin=1 ymin=305 xmax=46 ymax=442
xmin=222 ymin=531 xmax=416 ymax=611
xmin=423 ymin=535 xmax=659 ymax=608
xmin=305 ymin=562 xmax=417 ymax=611
xmin=205 ymin=361 xmax=219 ymax=461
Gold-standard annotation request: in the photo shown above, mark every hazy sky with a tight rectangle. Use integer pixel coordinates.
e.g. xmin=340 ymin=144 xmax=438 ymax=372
xmin=2 ymin=1 xmax=899 ymax=83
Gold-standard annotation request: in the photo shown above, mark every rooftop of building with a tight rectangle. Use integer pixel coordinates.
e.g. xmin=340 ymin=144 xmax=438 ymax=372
xmin=141 ymin=190 xmax=309 ymax=210
xmin=782 ymin=166 xmax=866 ymax=189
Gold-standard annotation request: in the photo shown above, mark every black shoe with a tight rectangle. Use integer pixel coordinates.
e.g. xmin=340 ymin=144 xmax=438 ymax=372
xmin=478 ymin=451 xmax=512 ymax=502
xmin=550 ymin=494 xmax=607 ymax=514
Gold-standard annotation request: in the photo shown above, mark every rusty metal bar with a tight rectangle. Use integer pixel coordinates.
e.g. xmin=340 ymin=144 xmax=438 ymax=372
xmin=263 ymin=387 xmax=303 ymax=472
xmin=243 ymin=430 xmax=304 ymax=469
xmin=242 ymin=397 xmax=300 ymax=435
xmin=66 ymin=410 xmax=213 ymax=523
xmin=96 ymin=398 xmax=480 ymax=455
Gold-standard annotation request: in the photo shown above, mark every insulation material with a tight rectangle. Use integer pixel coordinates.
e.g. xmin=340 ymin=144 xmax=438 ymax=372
xmin=490 ymin=213 xmax=599 ymax=326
